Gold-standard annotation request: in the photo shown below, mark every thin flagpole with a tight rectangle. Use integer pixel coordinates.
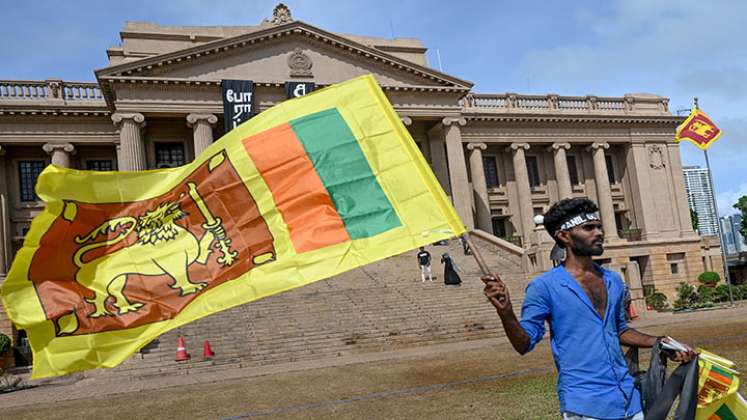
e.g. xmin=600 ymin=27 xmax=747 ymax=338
xmin=703 ymin=148 xmax=736 ymax=305
xmin=461 ymin=231 xmax=490 ymax=275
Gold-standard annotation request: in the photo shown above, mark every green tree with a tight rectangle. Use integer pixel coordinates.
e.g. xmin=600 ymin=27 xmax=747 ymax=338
xmin=690 ymin=208 xmax=699 ymax=232
xmin=734 ymin=196 xmax=747 ymax=244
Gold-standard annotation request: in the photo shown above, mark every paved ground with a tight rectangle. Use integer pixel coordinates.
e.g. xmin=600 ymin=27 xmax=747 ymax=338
xmin=2 ymin=304 xmax=747 ymax=419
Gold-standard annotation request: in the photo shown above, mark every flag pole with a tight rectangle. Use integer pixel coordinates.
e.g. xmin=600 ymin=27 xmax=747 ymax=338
xmin=704 ymin=148 xmax=735 ymax=306
xmin=697 ymin=97 xmax=736 ymax=306
xmin=461 ymin=231 xmax=491 ymax=276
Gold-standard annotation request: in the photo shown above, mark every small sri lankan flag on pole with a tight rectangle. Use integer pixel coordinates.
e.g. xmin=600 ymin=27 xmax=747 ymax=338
xmin=675 ymin=106 xmax=723 ymax=150
xmin=1 ymin=75 xmax=465 ymax=379
xmin=696 ymin=349 xmax=747 ymax=420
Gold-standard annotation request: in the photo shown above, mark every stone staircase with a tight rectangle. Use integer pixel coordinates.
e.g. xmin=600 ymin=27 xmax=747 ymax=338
xmin=92 ymin=235 xmax=528 ymax=380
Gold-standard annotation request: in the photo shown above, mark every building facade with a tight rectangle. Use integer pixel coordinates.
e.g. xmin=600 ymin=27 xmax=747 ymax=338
xmin=683 ymin=166 xmax=719 ymax=236
xmin=720 ymin=214 xmax=746 ymax=255
xmin=0 ymin=5 xmax=721 ymax=346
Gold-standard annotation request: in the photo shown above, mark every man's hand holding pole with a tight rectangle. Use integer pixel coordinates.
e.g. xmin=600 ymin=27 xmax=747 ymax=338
xmin=481 ymin=274 xmax=530 ymax=354
xmin=482 ymin=274 xmax=512 ymax=316
xmin=460 ymin=232 xmax=531 ymax=354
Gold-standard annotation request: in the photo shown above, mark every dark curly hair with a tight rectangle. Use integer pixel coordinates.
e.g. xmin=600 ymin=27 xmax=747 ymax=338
xmin=543 ymin=197 xmax=599 ymax=246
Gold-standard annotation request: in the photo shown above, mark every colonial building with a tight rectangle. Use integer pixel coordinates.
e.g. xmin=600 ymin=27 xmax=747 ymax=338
xmin=0 ymin=5 xmax=721 ymax=349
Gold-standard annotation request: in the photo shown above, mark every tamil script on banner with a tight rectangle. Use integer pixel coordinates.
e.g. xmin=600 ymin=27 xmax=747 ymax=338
xmin=221 ymin=79 xmax=255 ymax=132
xmin=286 ymin=82 xmax=315 ymax=98
xmin=1 ymin=75 xmax=465 ymax=379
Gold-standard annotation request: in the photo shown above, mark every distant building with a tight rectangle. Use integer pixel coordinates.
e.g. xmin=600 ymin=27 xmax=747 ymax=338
xmin=683 ymin=166 xmax=719 ymax=236
xmin=720 ymin=214 xmax=747 ymax=255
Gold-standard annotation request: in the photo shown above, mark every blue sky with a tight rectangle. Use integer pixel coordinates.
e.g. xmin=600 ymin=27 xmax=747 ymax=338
xmin=2 ymin=0 xmax=745 ymax=214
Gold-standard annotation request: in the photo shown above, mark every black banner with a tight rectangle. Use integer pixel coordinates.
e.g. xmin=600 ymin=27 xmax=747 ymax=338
xmin=285 ymin=82 xmax=315 ymax=99
xmin=221 ymin=80 xmax=254 ymax=132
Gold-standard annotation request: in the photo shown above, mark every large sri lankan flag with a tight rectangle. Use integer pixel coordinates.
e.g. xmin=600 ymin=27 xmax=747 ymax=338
xmin=1 ymin=75 xmax=465 ymax=379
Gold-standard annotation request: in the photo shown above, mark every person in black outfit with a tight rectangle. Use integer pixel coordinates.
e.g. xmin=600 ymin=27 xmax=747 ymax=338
xmin=417 ymin=247 xmax=433 ymax=282
xmin=441 ymin=252 xmax=462 ymax=286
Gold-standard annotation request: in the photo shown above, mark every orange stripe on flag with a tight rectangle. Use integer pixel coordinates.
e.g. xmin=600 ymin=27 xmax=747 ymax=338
xmin=708 ymin=370 xmax=733 ymax=386
xmin=243 ymin=123 xmax=350 ymax=253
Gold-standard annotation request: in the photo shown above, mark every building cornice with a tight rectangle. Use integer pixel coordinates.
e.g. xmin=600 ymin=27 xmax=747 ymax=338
xmin=98 ymin=76 xmax=470 ymax=93
xmin=95 ymin=21 xmax=473 ymax=89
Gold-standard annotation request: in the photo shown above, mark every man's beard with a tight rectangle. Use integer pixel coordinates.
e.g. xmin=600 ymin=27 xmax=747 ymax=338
xmin=569 ymin=233 xmax=604 ymax=256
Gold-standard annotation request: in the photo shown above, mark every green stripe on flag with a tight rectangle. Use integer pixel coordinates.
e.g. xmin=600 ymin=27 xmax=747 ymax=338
xmin=713 ymin=403 xmax=738 ymax=420
xmin=711 ymin=365 xmax=734 ymax=382
xmin=290 ymin=108 xmax=401 ymax=239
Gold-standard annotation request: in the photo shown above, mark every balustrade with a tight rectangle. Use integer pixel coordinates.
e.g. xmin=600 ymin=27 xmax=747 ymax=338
xmin=63 ymin=83 xmax=103 ymax=101
xmin=0 ymin=80 xmax=102 ymax=102
xmin=463 ymin=92 xmax=664 ymax=115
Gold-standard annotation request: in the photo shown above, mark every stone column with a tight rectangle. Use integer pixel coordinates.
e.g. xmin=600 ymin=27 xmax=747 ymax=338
xmin=0 ymin=146 xmax=7 ymax=275
xmin=467 ymin=142 xmax=491 ymax=232
xmin=667 ymin=142 xmax=697 ymax=237
xmin=405 ymin=118 xmax=431 ymax=160
xmin=442 ymin=117 xmax=474 ymax=229
xmin=42 ymin=143 xmax=75 ymax=168
xmin=187 ymin=113 xmax=218 ymax=157
xmin=509 ymin=143 xmax=533 ymax=245
xmin=426 ymin=124 xmax=451 ymax=196
xmin=626 ymin=142 xmax=658 ymax=239
xmin=112 ymin=113 xmax=146 ymax=171
xmin=588 ymin=142 xmax=619 ymax=240
xmin=550 ymin=143 xmax=572 ymax=199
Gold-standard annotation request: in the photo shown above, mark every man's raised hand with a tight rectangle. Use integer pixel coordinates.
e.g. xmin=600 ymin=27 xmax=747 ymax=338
xmin=482 ymin=274 xmax=512 ymax=315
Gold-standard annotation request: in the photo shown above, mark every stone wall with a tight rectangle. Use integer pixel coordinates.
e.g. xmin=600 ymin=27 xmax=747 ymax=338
xmin=604 ymin=237 xmax=723 ymax=302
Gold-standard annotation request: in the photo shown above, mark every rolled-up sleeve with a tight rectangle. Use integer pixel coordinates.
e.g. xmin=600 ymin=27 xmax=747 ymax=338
xmin=519 ymin=280 xmax=551 ymax=353
xmin=615 ymin=288 xmax=629 ymax=335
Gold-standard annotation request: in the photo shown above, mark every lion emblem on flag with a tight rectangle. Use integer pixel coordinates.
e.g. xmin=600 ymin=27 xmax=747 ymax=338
xmin=71 ymin=182 xmax=237 ymax=318
xmin=690 ymin=120 xmax=716 ymax=138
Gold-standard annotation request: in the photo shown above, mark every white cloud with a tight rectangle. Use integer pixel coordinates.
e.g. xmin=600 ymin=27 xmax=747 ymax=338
xmin=519 ymin=0 xmax=747 ymax=96
xmin=716 ymin=183 xmax=747 ymax=216
xmin=676 ymin=68 xmax=747 ymax=102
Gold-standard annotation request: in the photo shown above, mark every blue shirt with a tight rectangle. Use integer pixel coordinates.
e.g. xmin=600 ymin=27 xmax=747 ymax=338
xmin=519 ymin=265 xmax=642 ymax=419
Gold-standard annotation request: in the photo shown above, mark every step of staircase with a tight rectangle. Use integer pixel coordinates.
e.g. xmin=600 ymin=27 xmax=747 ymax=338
xmin=88 ymin=236 xmax=528 ymax=379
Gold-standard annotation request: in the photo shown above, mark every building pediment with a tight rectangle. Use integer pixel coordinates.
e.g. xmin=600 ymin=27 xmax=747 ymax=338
xmin=96 ymin=21 xmax=472 ymax=91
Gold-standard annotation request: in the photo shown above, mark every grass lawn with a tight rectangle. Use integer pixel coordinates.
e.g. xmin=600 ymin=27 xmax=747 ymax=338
xmin=3 ymin=308 xmax=747 ymax=419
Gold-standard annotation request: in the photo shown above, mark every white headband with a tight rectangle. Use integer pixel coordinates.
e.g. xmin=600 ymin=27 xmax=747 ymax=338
xmin=558 ymin=212 xmax=600 ymax=231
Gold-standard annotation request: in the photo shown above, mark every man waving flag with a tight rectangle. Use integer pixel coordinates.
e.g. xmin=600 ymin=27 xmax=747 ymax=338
xmin=1 ymin=75 xmax=465 ymax=379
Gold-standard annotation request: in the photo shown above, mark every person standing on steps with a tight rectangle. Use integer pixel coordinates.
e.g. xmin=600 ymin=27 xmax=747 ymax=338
xmin=481 ymin=197 xmax=696 ymax=420
xmin=441 ymin=252 xmax=462 ymax=286
xmin=417 ymin=246 xmax=433 ymax=282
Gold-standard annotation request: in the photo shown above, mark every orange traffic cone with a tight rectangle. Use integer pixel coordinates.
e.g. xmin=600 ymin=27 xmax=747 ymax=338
xmin=203 ymin=340 xmax=215 ymax=359
xmin=175 ymin=336 xmax=190 ymax=362
xmin=629 ymin=303 xmax=638 ymax=320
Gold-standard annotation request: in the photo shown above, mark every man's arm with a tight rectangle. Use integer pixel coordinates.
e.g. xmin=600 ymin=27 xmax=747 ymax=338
xmin=619 ymin=327 xmax=697 ymax=363
xmin=613 ymin=279 xmax=697 ymax=362
xmin=619 ymin=328 xmax=657 ymax=348
xmin=482 ymin=275 xmax=531 ymax=354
